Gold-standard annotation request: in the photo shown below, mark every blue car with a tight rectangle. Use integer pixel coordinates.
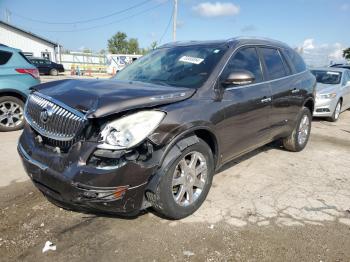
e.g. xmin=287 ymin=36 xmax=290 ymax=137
xmin=0 ymin=44 xmax=40 ymax=131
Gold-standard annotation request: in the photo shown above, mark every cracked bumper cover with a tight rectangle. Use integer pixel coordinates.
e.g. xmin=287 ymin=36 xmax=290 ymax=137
xmin=17 ymin=126 xmax=158 ymax=215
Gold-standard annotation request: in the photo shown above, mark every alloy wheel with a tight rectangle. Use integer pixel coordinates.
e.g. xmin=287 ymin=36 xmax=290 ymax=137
xmin=298 ymin=114 xmax=310 ymax=145
xmin=334 ymin=102 xmax=341 ymax=120
xmin=172 ymin=151 xmax=208 ymax=207
xmin=0 ymin=101 xmax=24 ymax=128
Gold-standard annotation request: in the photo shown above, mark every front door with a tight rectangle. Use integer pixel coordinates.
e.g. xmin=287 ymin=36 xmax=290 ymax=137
xmin=217 ymin=46 xmax=272 ymax=163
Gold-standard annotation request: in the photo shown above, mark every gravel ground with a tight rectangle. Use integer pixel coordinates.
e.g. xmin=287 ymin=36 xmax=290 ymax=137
xmin=1 ymin=109 xmax=350 ymax=261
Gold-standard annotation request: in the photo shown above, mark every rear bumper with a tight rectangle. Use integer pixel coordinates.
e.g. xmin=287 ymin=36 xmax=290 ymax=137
xmin=17 ymin=126 xmax=158 ymax=215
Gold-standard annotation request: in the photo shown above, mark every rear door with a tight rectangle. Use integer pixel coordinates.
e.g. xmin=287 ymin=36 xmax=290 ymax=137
xmin=258 ymin=47 xmax=295 ymax=138
xmin=218 ymin=46 xmax=272 ymax=162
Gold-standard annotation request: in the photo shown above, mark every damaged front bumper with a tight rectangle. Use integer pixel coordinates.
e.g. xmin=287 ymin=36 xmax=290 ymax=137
xmin=17 ymin=126 xmax=159 ymax=215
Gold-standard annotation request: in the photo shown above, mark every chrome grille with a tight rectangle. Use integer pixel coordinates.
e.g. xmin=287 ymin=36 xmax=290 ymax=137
xmin=24 ymin=92 xmax=86 ymax=141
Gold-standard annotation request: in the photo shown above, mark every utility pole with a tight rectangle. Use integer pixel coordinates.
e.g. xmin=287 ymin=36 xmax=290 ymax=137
xmin=5 ymin=9 xmax=11 ymax=23
xmin=172 ymin=0 xmax=178 ymax=41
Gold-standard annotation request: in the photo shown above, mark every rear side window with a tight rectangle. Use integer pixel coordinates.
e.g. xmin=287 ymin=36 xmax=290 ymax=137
xmin=0 ymin=51 xmax=13 ymax=65
xmin=284 ymin=48 xmax=306 ymax=73
xmin=223 ymin=47 xmax=263 ymax=83
xmin=260 ymin=48 xmax=288 ymax=80
xmin=19 ymin=52 xmax=32 ymax=64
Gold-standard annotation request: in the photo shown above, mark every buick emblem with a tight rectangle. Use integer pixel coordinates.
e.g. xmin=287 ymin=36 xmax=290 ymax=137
xmin=40 ymin=105 xmax=54 ymax=124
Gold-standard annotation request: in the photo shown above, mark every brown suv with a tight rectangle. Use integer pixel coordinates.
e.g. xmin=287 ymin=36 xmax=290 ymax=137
xmin=18 ymin=37 xmax=316 ymax=219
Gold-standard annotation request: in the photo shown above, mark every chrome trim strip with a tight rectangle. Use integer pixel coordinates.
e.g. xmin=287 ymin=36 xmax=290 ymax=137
xmin=18 ymin=144 xmax=48 ymax=171
xmin=226 ymin=70 xmax=308 ymax=91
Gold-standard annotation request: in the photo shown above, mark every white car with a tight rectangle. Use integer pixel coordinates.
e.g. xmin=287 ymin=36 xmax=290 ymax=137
xmin=311 ymin=68 xmax=350 ymax=121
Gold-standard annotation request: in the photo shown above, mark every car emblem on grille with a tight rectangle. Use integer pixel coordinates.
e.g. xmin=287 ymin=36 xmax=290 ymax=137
xmin=40 ymin=105 xmax=54 ymax=124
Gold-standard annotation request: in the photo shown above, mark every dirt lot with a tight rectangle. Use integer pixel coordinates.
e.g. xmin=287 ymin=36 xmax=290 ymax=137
xmin=1 ymin=107 xmax=350 ymax=261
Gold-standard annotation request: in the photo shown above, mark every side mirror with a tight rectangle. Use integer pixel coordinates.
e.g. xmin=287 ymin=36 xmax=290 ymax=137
xmin=222 ymin=71 xmax=255 ymax=87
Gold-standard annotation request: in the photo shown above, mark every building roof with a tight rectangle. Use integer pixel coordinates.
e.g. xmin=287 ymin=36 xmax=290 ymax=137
xmin=0 ymin=20 xmax=58 ymax=47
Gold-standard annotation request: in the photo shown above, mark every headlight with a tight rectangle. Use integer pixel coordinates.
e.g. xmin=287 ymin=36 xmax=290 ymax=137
xmin=99 ymin=111 xmax=165 ymax=149
xmin=317 ymin=93 xmax=337 ymax=99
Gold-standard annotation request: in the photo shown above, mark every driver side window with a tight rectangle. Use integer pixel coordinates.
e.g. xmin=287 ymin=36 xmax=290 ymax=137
xmin=222 ymin=47 xmax=263 ymax=84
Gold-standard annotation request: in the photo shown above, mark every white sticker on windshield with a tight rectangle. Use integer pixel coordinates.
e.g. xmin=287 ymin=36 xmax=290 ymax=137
xmin=327 ymin=71 xmax=340 ymax=75
xmin=179 ymin=56 xmax=204 ymax=64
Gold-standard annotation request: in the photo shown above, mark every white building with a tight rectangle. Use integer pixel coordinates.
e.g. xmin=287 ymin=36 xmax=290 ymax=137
xmin=0 ymin=21 xmax=61 ymax=63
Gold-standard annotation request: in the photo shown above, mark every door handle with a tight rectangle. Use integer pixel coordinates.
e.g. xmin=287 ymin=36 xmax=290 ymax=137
xmin=261 ymin=97 xmax=272 ymax=103
xmin=291 ymin=88 xmax=300 ymax=94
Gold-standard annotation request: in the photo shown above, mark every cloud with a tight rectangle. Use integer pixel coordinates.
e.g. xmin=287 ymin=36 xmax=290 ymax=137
xmin=298 ymin=39 xmax=347 ymax=66
xmin=240 ymin=24 xmax=257 ymax=33
xmin=302 ymin=38 xmax=315 ymax=51
xmin=193 ymin=2 xmax=240 ymax=17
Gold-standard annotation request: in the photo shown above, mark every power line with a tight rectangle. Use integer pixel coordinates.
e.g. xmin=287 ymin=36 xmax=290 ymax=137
xmin=37 ymin=2 xmax=169 ymax=33
xmin=158 ymin=5 xmax=174 ymax=45
xmin=11 ymin=0 xmax=152 ymax=25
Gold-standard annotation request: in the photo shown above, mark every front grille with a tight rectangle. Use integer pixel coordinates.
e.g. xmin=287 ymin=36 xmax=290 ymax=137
xmin=24 ymin=92 xmax=86 ymax=145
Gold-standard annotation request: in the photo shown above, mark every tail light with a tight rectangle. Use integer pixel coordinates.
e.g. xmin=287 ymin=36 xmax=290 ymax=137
xmin=16 ymin=68 xmax=40 ymax=79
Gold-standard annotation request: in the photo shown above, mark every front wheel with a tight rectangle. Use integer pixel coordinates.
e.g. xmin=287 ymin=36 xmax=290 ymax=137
xmin=152 ymin=138 xmax=214 ymax=219
xmin=282 ymin=107 xmax=312 ymax=152
xmin=328 ymin=100 xmax=341 ymax=122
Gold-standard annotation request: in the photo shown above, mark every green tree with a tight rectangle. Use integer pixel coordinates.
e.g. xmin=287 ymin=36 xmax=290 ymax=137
xmin=108 ymin=32 xmax=128 ymax=54
xmin=343 ymin=48 xmax=350 ymax=60
xmin=150 ymin=41 xmax=158 ymax=50
xmin=127 ymin=38 xmax=139 ymax=54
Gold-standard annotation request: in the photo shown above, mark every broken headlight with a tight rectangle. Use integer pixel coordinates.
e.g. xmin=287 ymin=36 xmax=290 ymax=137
xmin=99 ymin=111 xmax=165 ymax=150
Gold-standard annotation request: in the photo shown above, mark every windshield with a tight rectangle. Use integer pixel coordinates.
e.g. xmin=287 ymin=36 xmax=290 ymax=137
xmin=311 ymin=70 xmax=342 ymax=85
xmin=113 ymin=45 xmax=228 ymax=88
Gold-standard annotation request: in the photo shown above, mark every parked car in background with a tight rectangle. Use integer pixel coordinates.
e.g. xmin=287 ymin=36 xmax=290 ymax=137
xmin=28 ymin=57 xmax=64 ymax=76
xmin=0 ymin=44 xmax=40 ymax=132
xmin=330 ymin=64 xmax=350 ymax=70
xmin=311 ymin=68 xmax=350 ymax=121
xmin=18 ymin=37 xmax=315 ymax=219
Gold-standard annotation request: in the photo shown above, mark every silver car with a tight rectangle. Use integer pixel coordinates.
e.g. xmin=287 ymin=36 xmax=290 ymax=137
xmin=311 ymin=68 xmax=350 ymax=121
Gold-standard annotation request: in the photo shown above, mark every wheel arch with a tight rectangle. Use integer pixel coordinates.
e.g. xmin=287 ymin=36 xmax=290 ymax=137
xmin=146 ymin=126 xmax=220 ymax=194
xmin=303 ymin=97 xmax=314 ymax=115
xmin=0 ymin=89 xmax=27 ymax=103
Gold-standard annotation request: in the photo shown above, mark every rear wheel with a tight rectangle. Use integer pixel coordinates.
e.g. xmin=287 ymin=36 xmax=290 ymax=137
xmin=50 ymin=69 xmax=58 ymax=76
xmin=0 ymin=96 xmax=25 ymax=132
xmin=283 ymin=107 xmax=312 ymax=152
xmin=328 ymin=100 xmax=341 ymax=122
xmin=152 ymin=138 xmax=214 ymax=219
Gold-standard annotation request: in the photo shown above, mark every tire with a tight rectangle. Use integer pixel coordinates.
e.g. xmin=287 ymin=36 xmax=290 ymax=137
xmin=50 ymin=69 xmax=58 ymax=76
xmin=283 ymin=107 xmax=312 ymax=152
xmin=328 ymin=100 xmax=341 ymax=122
xmin=0 ymin=96 xmax=25 ymax=132
xmin=152 ymin=138 xmax=214 ymax=219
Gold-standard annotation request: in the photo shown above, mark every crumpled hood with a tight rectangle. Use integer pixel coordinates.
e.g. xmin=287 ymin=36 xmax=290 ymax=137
xmin=31 ymin=79 xmax=195 ymax=118
xmin=316 ymin=83 xmax=339 ymax=94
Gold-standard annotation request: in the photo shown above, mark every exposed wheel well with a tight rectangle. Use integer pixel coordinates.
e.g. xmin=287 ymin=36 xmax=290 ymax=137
xmin=193 ymin=129 xmax=219 ymax=169
xmin=0 ymin=91 xmax=26 ymax=103
xmin=304 ymin=99 xmax=314 ymax=114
